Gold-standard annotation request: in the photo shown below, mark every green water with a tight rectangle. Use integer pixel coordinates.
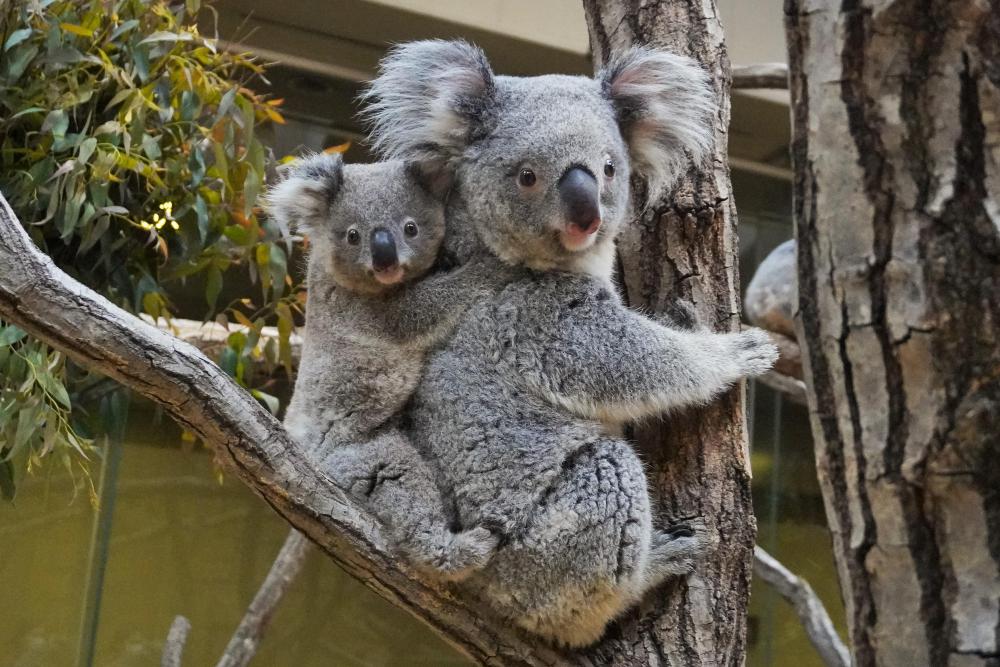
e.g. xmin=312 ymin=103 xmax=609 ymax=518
xmin=2 ymin=413 xmax=470 ymax=667
xmin=2 ymin=386 xmax=845 ymax=666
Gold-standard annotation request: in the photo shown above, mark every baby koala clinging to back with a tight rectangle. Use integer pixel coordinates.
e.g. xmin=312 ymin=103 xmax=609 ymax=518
xmin=268 ymin=152 xmax=498 ymax=579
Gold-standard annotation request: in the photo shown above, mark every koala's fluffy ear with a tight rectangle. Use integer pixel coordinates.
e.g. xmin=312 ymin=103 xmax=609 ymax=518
xmin=405 ymin=160 xmax=454 ymax=201
xmin=360 ymin=40 xmax=495 ymax=163
xmin=600 ymin=48 xmax=716 ymax=196
xmin=265 ymin=152 xmax=344 ymax=235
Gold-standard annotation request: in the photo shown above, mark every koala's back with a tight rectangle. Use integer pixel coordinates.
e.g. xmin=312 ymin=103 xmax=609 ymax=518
xmin=284 ymin=294 xmax=424 ymax=452
xmin=410 ymin=272 xmax=620 ymax=527
xmin=410 ymin=272 xmax=654 ymax=641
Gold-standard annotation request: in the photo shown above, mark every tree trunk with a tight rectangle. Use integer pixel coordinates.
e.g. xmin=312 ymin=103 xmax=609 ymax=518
xmin=584 ymin=2 xmax=755 ymax=665
xmin=786 ymin=2 xmax=1000 ymax=665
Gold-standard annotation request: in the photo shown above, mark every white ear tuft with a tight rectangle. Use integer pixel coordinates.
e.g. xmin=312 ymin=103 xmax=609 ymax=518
xmin=600 ymin=48 xmax=716 ymax=197
xmin=265 ymin=152 xmax=344 ymax=235
xmin=359 ymin=40 xmax=495 ymax=162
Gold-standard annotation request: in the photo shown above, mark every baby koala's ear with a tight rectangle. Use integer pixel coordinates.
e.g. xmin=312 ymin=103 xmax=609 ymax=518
xmin=266 ymin=152 xmax=344 ymax=235
xmin=360 ymin=40 xmax=496 ymax=164
xmin=599 ymin=48 xmax=716 ymax=198
xmin=405 ymin=160 xmax=454 ymax=201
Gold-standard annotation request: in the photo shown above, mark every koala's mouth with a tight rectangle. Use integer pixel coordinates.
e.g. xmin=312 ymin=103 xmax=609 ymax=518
xmin=372 ymin=265 xmax=405 ymax=285
xmin=558 ymin=223 xmax=601 ymax=252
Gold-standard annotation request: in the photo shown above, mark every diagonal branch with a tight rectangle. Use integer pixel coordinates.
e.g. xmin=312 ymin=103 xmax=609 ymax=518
xmin=754 ymin=546 xmax=850 ymax=667
xmin=216 ymin=530 xmax=311 ymax=667
xmin=732 ymin=63 xmax=789 ymax=89
xmin=161 ymin=615 xmax=192 ymax=667
xmin=0 ymin=192 xmax=570 ymax=667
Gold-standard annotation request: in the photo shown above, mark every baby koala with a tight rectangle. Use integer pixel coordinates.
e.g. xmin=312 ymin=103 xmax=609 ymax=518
xmin=268 ymin=152 xmax=498 ymax=580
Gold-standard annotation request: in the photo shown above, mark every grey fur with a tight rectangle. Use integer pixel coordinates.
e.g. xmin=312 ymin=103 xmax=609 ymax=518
xmin=269 ymin=153 xmax=501 ymax=580
xmin=363 ymin=41 xmax=778 ymax=646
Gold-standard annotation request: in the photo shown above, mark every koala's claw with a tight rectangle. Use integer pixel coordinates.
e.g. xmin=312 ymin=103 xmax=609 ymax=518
xmin=661 ymin=299 xmax=702 ymax=331
xmin=647 ymin=518 xmax=711 ymax=580
xmin=730 ymin=328 xmax=779 ymax=378
xmin=662 ymin=523 xmax=695 ymax=539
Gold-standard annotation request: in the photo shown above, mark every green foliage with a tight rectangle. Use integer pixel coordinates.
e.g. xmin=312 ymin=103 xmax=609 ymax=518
xmin=0 ymin=0 xmax=300 ymax=500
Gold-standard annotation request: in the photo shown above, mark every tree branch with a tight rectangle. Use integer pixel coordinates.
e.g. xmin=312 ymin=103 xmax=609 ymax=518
xmin=732 ymin=63 xmax=789 ymax=89
xmin=757 ymin=370 xmax=808 ymax=405
xmin=217 ymin=531 xmax=311 ymax=667
xmin=753 ymin=546 xmax=850 ymax=667
xmin=0 ymin=192 xmax=571 ymax=666
xmin=161 ymin=615 xmax=192 ymax=667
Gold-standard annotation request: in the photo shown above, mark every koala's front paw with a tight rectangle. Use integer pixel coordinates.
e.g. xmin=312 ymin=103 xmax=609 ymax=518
xmin=727 ymin=328 xmax=779 ymax=378
xmin=435 ymin=527 xmax=500 ymax=580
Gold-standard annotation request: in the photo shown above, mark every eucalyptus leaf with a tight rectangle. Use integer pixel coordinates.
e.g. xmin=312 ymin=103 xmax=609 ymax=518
xmin=3 ymin=28 xmax=32 ymax=52
xmin=0 ymin=326 xmax=27 ymax=347
xmin=139 ymin=31 xmax=195 ymax=45
xmin=0 ymin=0 xmax=281 ymax=494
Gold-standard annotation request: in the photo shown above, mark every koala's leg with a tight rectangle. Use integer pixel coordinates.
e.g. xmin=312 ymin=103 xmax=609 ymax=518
xmin=476 ymin=437 xmax=662 ymax=648
xmin=527 ymin=303 xmax=778 ymax=423
xmin=317 ymin=430 xmax=498 ymax=581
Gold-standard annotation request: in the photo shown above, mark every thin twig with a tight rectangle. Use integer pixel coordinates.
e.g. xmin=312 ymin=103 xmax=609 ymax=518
xmin=161 ymin=615 xmax=192 ymax=667
xmin=732 ymin=63 xmax=789 ymax=89
xmin=757 ymin=370 xmax=808 ymax=405
xmin=216 ymin=530 xmax=312 ymax=667
xmin=754 ymin=546 xmax=850 ymax=667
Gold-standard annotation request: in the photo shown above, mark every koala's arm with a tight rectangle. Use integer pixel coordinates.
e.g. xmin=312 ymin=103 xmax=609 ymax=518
xmin=357 ymin=260 xmax=505 ymax=347
xmin=523 ymin=301 xmax=777 ymax=422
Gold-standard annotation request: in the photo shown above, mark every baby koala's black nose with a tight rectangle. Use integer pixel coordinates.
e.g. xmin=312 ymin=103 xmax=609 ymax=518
xmin=370 ymin=228 xmax=398 ymax=271
xmin=558 ymin=166 xmax=601 ymax=233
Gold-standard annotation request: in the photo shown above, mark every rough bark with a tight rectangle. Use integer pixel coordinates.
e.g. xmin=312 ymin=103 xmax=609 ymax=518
xmin=786 ymin=1 xmax=1000 ymax=665
xmin=0 ymin=193 xmax=568 ymax=667
xmin=583 ymin=2 xmax=756 ymax=664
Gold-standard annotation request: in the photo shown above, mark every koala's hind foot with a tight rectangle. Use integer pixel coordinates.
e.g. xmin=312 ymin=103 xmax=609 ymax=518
xmin=644 ymin=518 xmax=710 ymax=587
xmin=320 ymin=431 xmax=499 ymax=580
xmin=409 ymin=525 xmax=500 ymax=581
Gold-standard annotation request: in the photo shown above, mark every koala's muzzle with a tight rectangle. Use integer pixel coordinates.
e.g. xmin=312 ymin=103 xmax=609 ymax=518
xmin=558 ymin=167 xmax=601 ymax=249
xmin=370 ymin=228 xmax=399 ymax=271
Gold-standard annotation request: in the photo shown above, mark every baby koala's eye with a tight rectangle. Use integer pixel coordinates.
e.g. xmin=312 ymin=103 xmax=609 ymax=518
xmin=403 ymin=221 xmax=419 ymax=238
xmin=604 ymin=159 xmax=616 ymax=178
xmin=346 ymin=228 xmax=360 ymax=245
xmin=518 ymin=168 xmax=537 ymax=188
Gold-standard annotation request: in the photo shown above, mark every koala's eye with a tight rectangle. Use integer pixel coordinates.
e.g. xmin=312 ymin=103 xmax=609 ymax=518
xmin=404 ymin=221 xmax=418 ymax=238
xmin=604 ymin=159 xmax=616 ymax=178
xmin=346 ymin=229 xmax=360 ymax=245
xmin=518 ymin=168 xmax=537 ymax=188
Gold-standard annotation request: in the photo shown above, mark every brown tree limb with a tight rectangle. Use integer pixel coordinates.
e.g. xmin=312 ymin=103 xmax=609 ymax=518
xmin=216 ymin=531 xmax=311 ymax=667
xmin=0 ymin=192 xmax=570 ymax=666
xmin=583 ymin=2 xmax=755 ymax=664
xmin=732 ymin=63 xmax=789 ymax=89
xmin=754 ymin=547 xmax=849 ymax=667
xmin=161 ymin=615 xmax=192 ymax=667
xmin=757 ymin=370 xmax=808 ymax=406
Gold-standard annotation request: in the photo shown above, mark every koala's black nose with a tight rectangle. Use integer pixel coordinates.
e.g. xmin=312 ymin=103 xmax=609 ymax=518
xmin=370 ymin=228 xmax=398 ymax=271
xmin=558 ymin=167 xmax=601 ymax=233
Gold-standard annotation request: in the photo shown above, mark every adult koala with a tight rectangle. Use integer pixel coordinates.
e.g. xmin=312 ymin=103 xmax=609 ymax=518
xmin=362 ymin=41 xmax=777 ymax=646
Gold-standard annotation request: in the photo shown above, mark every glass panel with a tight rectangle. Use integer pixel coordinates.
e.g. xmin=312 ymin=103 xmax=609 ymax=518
xmin=735 ymin=170 xmax=848 ymax=666
xmin=2 ymin=404 xmax=470 ymax=667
